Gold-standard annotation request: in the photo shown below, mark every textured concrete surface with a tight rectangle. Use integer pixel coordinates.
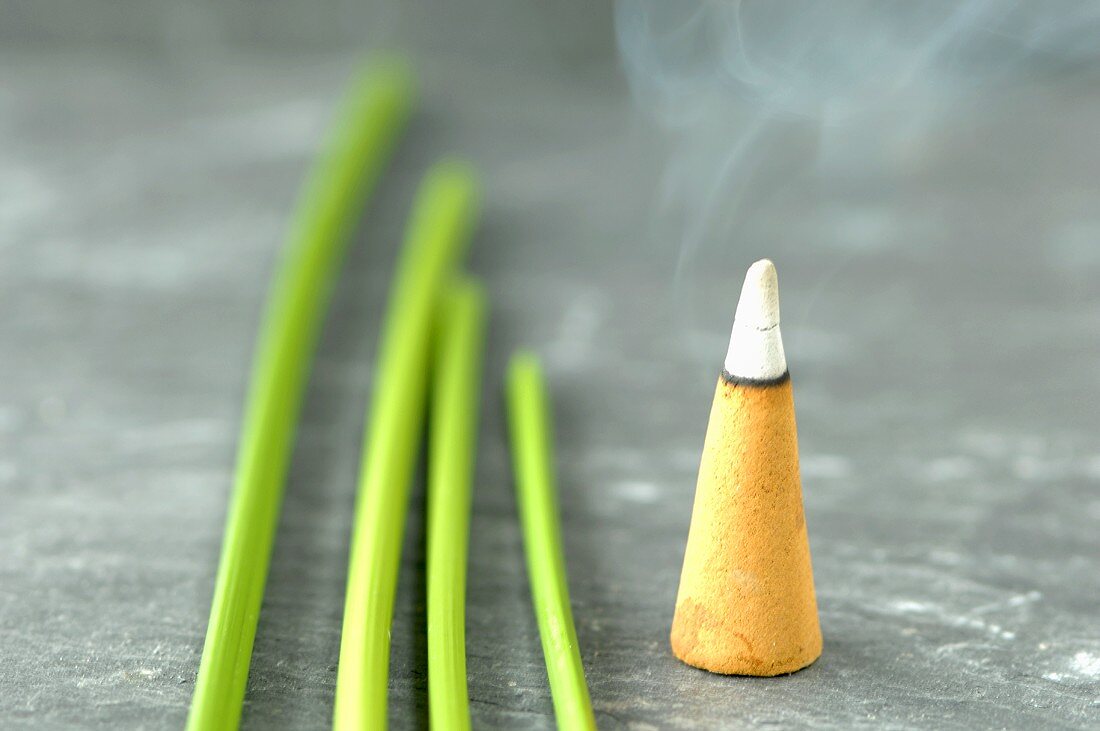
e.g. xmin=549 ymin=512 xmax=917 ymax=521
xmin=3 ymin=23 xmax=1100 ymax=731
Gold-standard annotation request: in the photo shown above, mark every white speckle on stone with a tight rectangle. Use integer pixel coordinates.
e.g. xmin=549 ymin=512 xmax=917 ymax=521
xmin=928 ymin=549 xmax=963 ymax=566
xmin=611 ymin=480 xmax=660 ymax=504
xmin=886 ymin=598 xmax=1020 ymax=640
xmin=0 ymin=165 xmax=55 ymax=238
xmin=1072 ymin=651 xmax=1100 ymax=677
xmin=1007 ymin=591 xmax=1043 ymax=608
xmin=0 ymin=405 xmax=22 ymax=432
xmin=671 ymin=448 xmax=701 ymax=470
xmin=118 ymin=418 xmax=228 ymax=452
xmin=972 ymin=591 xmax=1042 ymax=614
xmin=37 ymin=396 xmax=67 ymax=425
xmin=546 ymin=289 xmax=606 ymax=372
xmin=186 ymin=98 xmax=329 ymax=160
xmin=800 ymin=454 xmax=852 ymax=480
xmin=1049 ymin=220 xmax=1100 ymax=271
xmin=958 ymin=430 xmax=1013 ymax=460
xmin=1082 ymin=456 xmax=1100 ymax=481
xmin=1012 ymin=454 xmax=1069 ymax=482
xmin=923 ymin=456 xmax=979 ymax=482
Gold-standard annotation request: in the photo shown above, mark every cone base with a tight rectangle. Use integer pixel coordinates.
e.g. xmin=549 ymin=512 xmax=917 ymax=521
xmin=671 ymin=616 xmax=821 ymax=676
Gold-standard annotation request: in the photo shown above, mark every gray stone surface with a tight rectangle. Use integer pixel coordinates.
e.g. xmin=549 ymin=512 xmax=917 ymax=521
xmin=3 ymin=13 xmax=1100 ymax=731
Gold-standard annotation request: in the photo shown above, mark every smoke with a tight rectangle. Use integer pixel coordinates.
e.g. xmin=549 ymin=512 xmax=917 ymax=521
xmin=614 ymin=0 xmax=1100 ymax=290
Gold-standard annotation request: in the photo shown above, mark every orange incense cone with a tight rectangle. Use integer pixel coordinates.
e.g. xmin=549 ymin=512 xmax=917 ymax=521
xmin=671 ymin=259 xmax=822 ymax=676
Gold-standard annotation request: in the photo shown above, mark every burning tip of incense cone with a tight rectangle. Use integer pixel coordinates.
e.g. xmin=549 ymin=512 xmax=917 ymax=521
xmin=724 ymin=259 xmax=787 ymax=383
xmin=736 ymin=259 xmax=780 ymax=330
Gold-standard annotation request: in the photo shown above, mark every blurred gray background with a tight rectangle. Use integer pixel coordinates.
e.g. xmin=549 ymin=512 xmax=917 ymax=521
xmin=2 ymin=2 xmax=1099 ymax=729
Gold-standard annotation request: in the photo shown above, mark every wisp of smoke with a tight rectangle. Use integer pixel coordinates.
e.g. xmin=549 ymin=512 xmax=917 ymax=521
xmin=615 ymin=0 xmax=1100 ymax=289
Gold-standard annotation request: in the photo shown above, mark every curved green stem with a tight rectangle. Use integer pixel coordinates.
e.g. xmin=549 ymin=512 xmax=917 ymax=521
xmin=187 ymin=60 xmax=414 ymax=731
xmin=333 ymin=161 xmax=479 ymax=731
xmin=506 ymin=353 xmax=597 ymax=731
xmin=426 ymin=279 xmax=488 ymax=731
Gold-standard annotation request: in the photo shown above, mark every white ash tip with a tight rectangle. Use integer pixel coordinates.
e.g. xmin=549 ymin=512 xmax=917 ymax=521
xmin=724 ymin=259 xmax=788 ymax=381
xmin=735 ymin=259 xmax=780 ymax=330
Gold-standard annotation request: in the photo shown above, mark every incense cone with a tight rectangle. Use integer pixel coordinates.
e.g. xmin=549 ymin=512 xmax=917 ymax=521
xmin=671 ymin=259 xmax=822 ymax=676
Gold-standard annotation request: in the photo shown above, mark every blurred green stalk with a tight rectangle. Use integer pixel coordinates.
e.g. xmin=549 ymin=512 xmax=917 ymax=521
xmin=506 ymin=353 xmax=597 ymax=731
xmin=426 ymin=278 xmax=488 ymax=731
xmin=333 ymin=161 xmax=479 ymax=730
xmin=187 ymin=61 xmax=415 ymax=731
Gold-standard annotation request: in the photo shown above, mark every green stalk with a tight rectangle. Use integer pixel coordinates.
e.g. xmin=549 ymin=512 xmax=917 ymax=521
xmin=426 ymin=278 xmax=488 ymax=731
xmin=505 ymin=353 xmax=597 ymax=731
xmin=187 ymin=60 xmax=414 ymax=731
xmin=333 ymin=161 xmax=480 ymax=731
